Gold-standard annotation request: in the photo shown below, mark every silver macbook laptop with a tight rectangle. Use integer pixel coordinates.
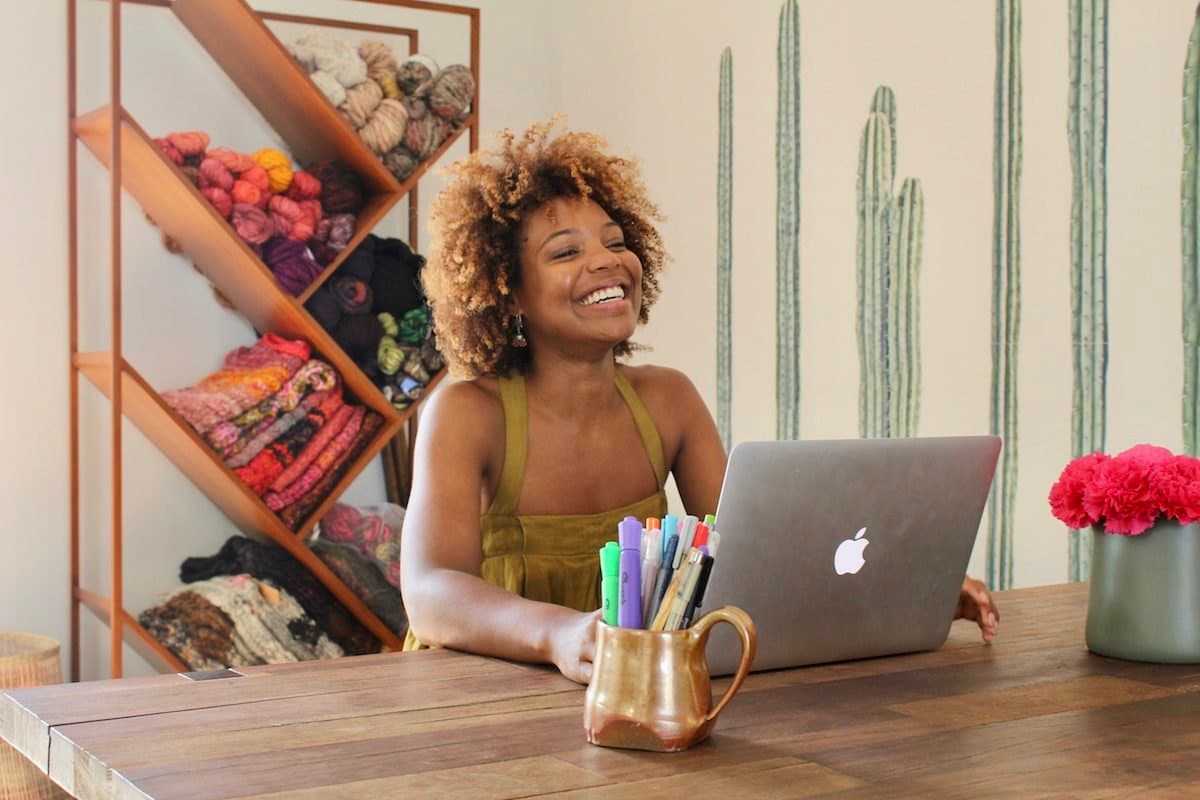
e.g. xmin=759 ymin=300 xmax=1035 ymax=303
xmin=702 ymin=435 xmax=1001 ymax=676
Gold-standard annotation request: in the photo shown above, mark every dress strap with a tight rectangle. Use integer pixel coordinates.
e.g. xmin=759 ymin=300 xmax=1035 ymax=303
xmin=489 ymin=374 xmax=527 ymax=515
xmin=614 ymin=368 xmax=668 ymax=490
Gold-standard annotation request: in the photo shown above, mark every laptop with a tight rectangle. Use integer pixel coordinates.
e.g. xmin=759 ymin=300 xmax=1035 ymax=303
xmin=702 ymin=435 xmax=1001 ymax=676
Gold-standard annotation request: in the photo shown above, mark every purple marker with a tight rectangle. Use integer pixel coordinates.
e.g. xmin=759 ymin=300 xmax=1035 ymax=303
xmin=617 ymin=515 xmax=643 ymax=628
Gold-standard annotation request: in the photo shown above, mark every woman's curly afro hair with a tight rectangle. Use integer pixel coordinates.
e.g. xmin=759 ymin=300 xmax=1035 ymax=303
xmin=423 ymin=118 xmax=666 ymax=378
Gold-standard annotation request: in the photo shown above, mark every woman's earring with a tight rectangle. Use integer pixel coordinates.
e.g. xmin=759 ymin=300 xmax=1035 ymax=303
xmin=512 ymin=313 xmax=528 ymax=348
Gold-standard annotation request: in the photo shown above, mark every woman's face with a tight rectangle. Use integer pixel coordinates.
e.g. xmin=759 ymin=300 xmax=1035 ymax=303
xmin=514 ymin=196 xmax=643 ymax=357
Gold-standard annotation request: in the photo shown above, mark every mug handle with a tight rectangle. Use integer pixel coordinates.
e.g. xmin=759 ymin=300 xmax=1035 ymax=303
xmin=691 ymin=605 xmax=757 ymax=723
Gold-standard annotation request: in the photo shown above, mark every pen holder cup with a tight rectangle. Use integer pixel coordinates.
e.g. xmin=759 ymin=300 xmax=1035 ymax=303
xmin=583 ymin=606 xmax=756 ymax=752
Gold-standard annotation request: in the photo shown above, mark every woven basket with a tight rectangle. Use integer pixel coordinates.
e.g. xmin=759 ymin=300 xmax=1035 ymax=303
xmin=0 ymin=633 xmax=68 ymax=800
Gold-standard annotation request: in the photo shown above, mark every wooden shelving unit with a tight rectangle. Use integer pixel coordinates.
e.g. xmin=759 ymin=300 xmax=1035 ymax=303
xmin=69 ymin=0 xmax=480 ymax=678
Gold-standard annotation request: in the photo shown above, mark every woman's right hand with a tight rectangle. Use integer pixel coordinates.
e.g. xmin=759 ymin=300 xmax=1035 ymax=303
xmin=548 ymin=608 xmax=602 ymax=684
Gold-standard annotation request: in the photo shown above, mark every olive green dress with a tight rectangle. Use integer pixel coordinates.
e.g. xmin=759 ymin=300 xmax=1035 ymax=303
xmin=403 ymin=368 xmax=669 ymax=650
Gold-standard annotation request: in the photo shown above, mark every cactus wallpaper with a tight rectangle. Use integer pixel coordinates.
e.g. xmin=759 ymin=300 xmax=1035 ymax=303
xmin=717 ymin=48 xmax=734 ymax=451
xmin=1185 ymin=7 xmax=1200 ymax=458
xmin=1067 ymin=0 xmax=1110 ymax=582
xmin=856 ymin=86 xmax=924 ymax=439
xmin=988 ymin=0 xmax=1023 ymax=591
xmin=776 ymin=0 xmax=802 ymax=441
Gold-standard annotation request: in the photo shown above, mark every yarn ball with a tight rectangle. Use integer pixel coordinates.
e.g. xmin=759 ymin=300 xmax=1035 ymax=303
xmin=232 ymin=203 xmax=273 ymax=245
xmin=370 ymin=263 xmax=422 ymax=316
xmin=338 ymin=236 xmax=376 ymax=282
xmin=287 ymin=171 xmax=322 ymax=202
xmin=253 ymin=148 xmax=294 ymax=194
xmin=396 ymin=54 xmax=439 ymax=95
xmin=309 ymin=161 xmax=364 ymax=215
xmin=358 ymin=41 xmax=400 ymax=99
xmin=324 ymin=213 xmax=356 ymax=249
xmin=232 ymin=165 xmax=271 ymax=208
xmin=404 ymin=112 xmax=445 ymax=159
xmin=165 ymin=131 xmax=210 ymax=160
xmin=306 ymin=287 xmax=343 ymax=331
xmin=201 ymin=187 xmax=233 ymax=219
xmin=290 ymin=31 xmax=368 ymax=88
xmin=339 ymin=79 xmax=384 ymax=129
xmin=267 ymin=195 xmax=314 ymax=242
xmin=334 ymin=314 xmax=385 ymax=360
xmin=154 ymin=137 xmax=185 ymax=165
xmin=377 ymin=311 xmax=399 ymax=338
xmin=428 ymin=65 xmax=475 ymax=120
xmin=397 ymin=306 xmax=432 ymax=345
xmin=206 ymin=147 xmax=254 ymax=173
xmin=376 ymin=336 xmax=404 ymax=376
xmin=357 ymin=98 xmax=408 ymax=156
xmin=401 ymin=94 xmax=429 ymax=120
xmin=262 ymin=238 xmax=322 ymax=296
xmin=331 ymin=276 xmax=373 ymax=315
xmin=382 ymin=147 xmax=418 ymax=181
xmin=197 ymin=158 xmax=234 ymax=191
xmin=311 ymin=71 xmax=347 ymax=107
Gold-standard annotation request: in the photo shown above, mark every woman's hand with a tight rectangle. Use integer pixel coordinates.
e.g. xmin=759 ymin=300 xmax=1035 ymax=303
xmin=954 ymin=576 xmax=1000 ymax=643
xmin=548 ymin=608 xmax=602 ymax=684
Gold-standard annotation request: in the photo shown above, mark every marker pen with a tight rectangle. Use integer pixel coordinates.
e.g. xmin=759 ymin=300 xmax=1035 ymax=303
xmin=664 ymin=548 xmax=704 ymax=631
xmin=640 ymin=527 xmax=662 ymax=624
xmin=649 ymin=530 xmax=679 ymax=621
xmin=704 ymin=513 xmax=717 ymax=529
xmin=661 ymin=514 xmax=679 ymax=559
xmin=650 ymin=556 xmax=690 ymax=631
xmin=680 ymin=553 xmax=715 ymax=629
xmin=707 ymin=529 xmax=721 ymax=559
xmin=600 ymin=541 xmax=620 ymax=626
xmin=617 ymin=516 xmax=643 ymax=628
xmin=673 ymin=515 xmax=699 ymax=570
xmin=692 ymin=522 xmax=710 ymax=549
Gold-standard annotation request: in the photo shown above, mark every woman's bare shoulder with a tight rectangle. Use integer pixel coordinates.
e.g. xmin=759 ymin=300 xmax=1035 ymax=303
xmin=420 ymin=376 xmax=505 ymax=439
xmin=618 ymin=363 xmax=699 ymax=402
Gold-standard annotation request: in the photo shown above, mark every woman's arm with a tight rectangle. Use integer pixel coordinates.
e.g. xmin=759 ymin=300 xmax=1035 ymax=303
xmin=399 ymin=381 xmax=599 ymax=683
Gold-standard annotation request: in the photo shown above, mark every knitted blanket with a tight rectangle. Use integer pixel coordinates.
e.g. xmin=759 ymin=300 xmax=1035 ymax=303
xmin=207 ymin=360 xmax=339 ymax=460
xmin=279 ymin=412 xmax=382 ymax=530
xmin=312 ymin=539 xmax=406 ymax=635
xmin=234 ymin=391 xmax=345 ymax=495
xmin=180 ymin=536 xmax=379 ymax=655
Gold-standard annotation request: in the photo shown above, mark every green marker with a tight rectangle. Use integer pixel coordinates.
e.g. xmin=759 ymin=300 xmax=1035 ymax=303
xmin=704 ymin=513 xmax=717 ymax=529
xmin=600 ymin=541 xmax=621 ymax=626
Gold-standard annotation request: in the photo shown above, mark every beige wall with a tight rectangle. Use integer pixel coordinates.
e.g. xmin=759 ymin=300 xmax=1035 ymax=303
xmin=1 ymin=0 xmax=1194 ymax=678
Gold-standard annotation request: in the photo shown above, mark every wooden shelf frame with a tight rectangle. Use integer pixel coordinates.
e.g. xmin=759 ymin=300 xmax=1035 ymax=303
xmin=68 ymin=0 xmax=479 ymax=680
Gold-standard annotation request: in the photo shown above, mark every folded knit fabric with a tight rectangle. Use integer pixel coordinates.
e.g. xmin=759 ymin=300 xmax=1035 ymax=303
xmin=138 ymin=588 xmax=246 ymax=670
xmin=226 ymin=388 xmax=330 ymax=469
xmin=265 ymin=406 xmax=366 ymax=511
xmin=207 ymin=359 xmax=339 ymax=460
xmin=279 ymin=412 xmax=382 ymax=530
xmin=163 ymin=335 xmax=310 ymax=434
xmin=268 ymin=402 xmax=354 ymax=494
xmin=235 ymin=391 xmax=345 ymax=495
xmin=318 ymin=503 xmax=403 ymax=588
xmin=254 ymin=579 xmax=344 ymax=660
xmin=312 ymin=539 xmax=406 ymax=635
xmin=186 ymin=575 xmax=305 ymax=665
xmin=180 ymin=535 xmax=380 ymax=655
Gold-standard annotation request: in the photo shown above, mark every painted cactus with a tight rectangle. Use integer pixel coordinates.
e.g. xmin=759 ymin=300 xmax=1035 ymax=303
xmin=1184 ymin=4 xmax=1200 ymax=456
xmin=856 ymin=86 xmax=922 ymax=439
xmin=776 ymin=0 xmax=801 ymax=440
xmin=717 ymin=47 xmax=733 ymax=451
xmin=1067 ymin=0 xmax=1108 ymax=581
xmin=987 ymin=0 xmax=1023 ymax=591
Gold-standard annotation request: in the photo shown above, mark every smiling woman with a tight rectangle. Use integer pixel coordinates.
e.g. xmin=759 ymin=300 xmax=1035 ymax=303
xmin=398 ymin=119 xmax=728 ymax=682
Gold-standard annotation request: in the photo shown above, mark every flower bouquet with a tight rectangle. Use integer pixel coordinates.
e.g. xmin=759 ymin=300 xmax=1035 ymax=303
xmin=1049 ymin=444 xmax=1200 ymax=663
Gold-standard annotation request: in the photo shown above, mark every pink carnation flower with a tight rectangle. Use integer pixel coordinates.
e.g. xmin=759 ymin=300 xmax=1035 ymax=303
xmin=1048 ymin=452 xmax=1108 ymax=529
xmin=1152 ymin=455 xmax=1200 ymax=525
xmin=1083 ymin=452 xmax=1162 ymax=535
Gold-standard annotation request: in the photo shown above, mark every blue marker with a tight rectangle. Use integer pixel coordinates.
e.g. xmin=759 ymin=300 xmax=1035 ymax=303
xmin=661 ymin=514 xmax=679 ymax=560
xmin=617 ymin=516 xmax=643 ymax=628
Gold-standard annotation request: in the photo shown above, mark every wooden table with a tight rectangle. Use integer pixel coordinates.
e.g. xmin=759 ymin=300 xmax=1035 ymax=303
xmin=4 ymin=583 xmax=1200 ymax=798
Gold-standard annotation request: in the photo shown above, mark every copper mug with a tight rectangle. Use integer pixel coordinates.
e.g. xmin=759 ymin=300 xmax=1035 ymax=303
xmin=583 ymin=606 xmax=756 ymax=752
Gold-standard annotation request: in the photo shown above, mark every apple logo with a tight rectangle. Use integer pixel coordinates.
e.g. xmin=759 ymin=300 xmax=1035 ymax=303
xmin=834 ymin=527 xmax=870 ymax=575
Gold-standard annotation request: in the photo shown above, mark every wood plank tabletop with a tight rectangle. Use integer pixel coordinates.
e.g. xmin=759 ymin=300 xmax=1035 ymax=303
xmin=5 ymin=583 xmax=1200 ymax=798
